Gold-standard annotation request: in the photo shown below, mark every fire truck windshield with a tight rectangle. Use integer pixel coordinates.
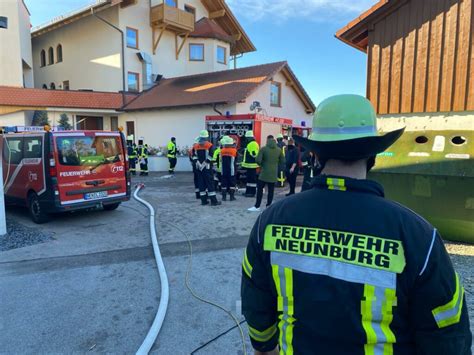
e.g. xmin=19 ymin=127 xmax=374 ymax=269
xmin=56 ymin=136 xmax=122 ymax=167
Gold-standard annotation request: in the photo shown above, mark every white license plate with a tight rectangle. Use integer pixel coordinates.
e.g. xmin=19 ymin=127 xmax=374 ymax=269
xmin=84 ymin=191 xmax=108 ymax=200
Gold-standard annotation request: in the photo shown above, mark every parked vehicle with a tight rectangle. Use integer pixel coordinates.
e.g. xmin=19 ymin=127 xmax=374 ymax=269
xmin=1 ymin=127 xmax=131 ymax=223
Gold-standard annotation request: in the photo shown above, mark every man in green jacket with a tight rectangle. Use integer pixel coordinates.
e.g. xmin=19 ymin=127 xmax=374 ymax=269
xmin=248 ymin=135 xmax=284 ymax=212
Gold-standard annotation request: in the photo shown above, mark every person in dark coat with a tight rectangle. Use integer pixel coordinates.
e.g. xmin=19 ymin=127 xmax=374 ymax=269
xmin=285 ymin=138 xmax=299 ymax=196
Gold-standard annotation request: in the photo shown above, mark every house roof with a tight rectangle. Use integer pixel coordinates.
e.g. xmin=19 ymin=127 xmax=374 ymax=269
xmin=200 ymin=0 xmax=256 ymax=55
xmin=31 ymin=0 xmax=113 ymax=37
xmin=335 ymin=0 xmax=403 ymax=52
xmin=189 ymin=17 xmax=234 ymax=44
xmin=123 ymin=62 xmax=316 ymax=113
xmin=0 ymin=86 xmax=136 ymax=110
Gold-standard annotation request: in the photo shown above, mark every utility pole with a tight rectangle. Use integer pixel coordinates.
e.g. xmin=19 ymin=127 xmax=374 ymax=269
xmin=0 ymin=151 xmax=6 ymax=236
xmin=0 ymin=17 xmax=7 ymax=236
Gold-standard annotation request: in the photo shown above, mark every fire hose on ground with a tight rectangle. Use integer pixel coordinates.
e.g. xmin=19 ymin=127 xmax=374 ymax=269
xmin=132 ymin=184 xmax=247 ymax=354
xmin=134 ymin=184 xmax=170 ymax=355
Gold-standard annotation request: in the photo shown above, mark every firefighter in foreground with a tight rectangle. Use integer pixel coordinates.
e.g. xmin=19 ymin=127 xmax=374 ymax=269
xmin=220 ymin=136 xmax=238 ymax=201
xmin=242 ymin=131 xmax=260 ymax=197
xmin=137 ymin=138 xmax=149 ymax=176
xmin=193 ymin=130 xmax=221 ymax=206
xmin=167 ymin=137 xmax=177 ymax=174
xmin=241 ymin=95 xmax=471 ymax=354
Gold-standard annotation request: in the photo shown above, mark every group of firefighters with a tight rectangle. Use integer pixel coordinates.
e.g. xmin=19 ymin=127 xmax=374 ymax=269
xmin=127 ymin=130 xmax=321 ymax=207
xmin=187 ymin=129 xmax=321 ymax=207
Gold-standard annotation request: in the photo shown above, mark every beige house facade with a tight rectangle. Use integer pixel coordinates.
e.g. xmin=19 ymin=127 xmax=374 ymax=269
xmin=0 ymin=0 xmax=33 ymax=88
xmin=31 ymin=0 xmax=252 ymax=93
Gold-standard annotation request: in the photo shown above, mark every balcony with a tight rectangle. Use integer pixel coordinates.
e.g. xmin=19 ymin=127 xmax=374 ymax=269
xmin=150 ymin=4 xmax=195 ymax=33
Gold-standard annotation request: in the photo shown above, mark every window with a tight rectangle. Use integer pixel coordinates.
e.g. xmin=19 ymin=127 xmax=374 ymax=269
xmin=111 ymin=116 xmax=119 ymax=131
xmin=42 ymin=84 xmax=48 ymax=89
xmin=270 ymin=82 xmax=281 ymax=107
xmin=126 ymin=27 xmax=139 ymax=49
xmin=4 ymin=137 xmax=23 ymax=165
xmin=184 ymin=4 xmax=196 ymax=15
xmin=50 ymin=83 xmax=56 ymax=90
xmin=128 ymin=72 xmax=139 ymax=92
xmin=165 ymin=0 xmax=177 ymax=7
xmin=217 ymin=46 xmax=226 ymax=64
xmin=40 ymin=50 xmax=46 ymax=67
xmin=48 ymin=47 xmax=54 ymax=65
xmin=63 ymin=80 xmax=70 ymax=90
xmin=56 ymin=136 xmax=122 ymax=166
xmin=189 ymin=44 xmax=204 ymax=61
xmin=23 ymin=137 xmax=42 ymax=159
xmin=57 ymin=44 xmax=63 ymax=62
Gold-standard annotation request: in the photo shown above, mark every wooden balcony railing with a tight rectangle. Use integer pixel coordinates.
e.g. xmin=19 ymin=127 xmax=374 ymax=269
xmin=150 ymin=4 xmax=195 ymax=32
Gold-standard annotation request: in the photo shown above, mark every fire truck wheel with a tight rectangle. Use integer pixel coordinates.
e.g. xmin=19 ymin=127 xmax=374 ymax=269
xmin=28 ymin=192 xmax=50 ymax=224
xmin=103 ymin=202 xmax=121 ymax=211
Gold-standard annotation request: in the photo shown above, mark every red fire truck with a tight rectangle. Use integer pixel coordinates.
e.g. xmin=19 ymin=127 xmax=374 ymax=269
xmin=1 ymin=127 xmax=131 ymax=223
xmin=205 ymin=114 xmax=293 ymax=148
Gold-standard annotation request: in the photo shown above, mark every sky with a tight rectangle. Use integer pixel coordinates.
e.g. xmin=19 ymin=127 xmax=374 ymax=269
xmin=25 ymin=0 xmax=373 ymax=106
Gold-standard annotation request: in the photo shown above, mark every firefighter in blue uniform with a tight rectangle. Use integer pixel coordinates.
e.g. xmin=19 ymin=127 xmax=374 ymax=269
xmin=137 ymin=138 xmax=149 ymax=176
xmin=193 ymin=130 xmax=221 ymax=206
xmin=241 ymin=95 xmax=471 ymax=355
xmin=127 ymin=137 xmax=137 ymax=175
xmin=220 ymin=136 xmax=238 ymax=202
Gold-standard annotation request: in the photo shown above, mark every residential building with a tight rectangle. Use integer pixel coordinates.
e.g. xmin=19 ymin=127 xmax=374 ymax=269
xmin=120 ymin=61 xmax=315 ymax=147
xmin=0 ymin=0 xmax=34 ymax=88
xmin=336 ymin=0 xmax=473 ymax=131
xmin=31 ymin=0 xmax=255 ymax=93
xmin=0 ymin=61 xmax=315 ymax=148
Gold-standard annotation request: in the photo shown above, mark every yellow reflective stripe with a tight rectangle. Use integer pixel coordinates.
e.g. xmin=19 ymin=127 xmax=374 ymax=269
xmin=362 ymin=284 xmax=377 ymax=354
xmin=327 ymin=177 xmax=347 ymax=191
xmin=248 ymin=323 xmax=278 ymax=342
xmin=272 ymin=265 xmax=295 ymax=355
xmin=242 ymin=250 xmax=253 ymax=279
xmin=362 ymin=284 xmax=396 ymax=355
xmin=272 ymin=265 xmax=284 ymax=311
xmin=380 ymin=288 xmax=396 ymax=355
xmin=284 ymin=267 xmax=295 ymax=355
xmin=432 ymin=273 xmax=464 ymax=328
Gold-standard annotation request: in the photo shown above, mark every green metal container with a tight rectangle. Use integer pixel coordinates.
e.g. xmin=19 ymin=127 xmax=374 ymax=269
xmin=369 ymin=130 xmax=473 ymax=244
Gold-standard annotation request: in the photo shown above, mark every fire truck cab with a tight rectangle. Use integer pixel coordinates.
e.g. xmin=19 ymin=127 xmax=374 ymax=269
xmin=1 ymin=127 xmax=131 ymax=223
